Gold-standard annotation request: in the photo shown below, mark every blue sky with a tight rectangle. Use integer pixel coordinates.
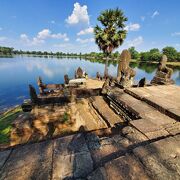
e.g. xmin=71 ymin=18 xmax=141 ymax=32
xmin=0 ymin=0 xmax=180 ymax=53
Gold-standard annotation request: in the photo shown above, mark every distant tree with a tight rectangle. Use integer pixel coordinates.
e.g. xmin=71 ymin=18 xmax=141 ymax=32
xmin=149 ymin=48 xmax=162 ymax=61
xmin=94 ymin=8 xmax=128 ymax=76
xmin=140 ymin=52 xmax=150 ymax=61
xmin=128 ymin=47 xmax=140 ymax=59
xmin=162 ymin=46 xmax=177 ymax=61
xmin=177 ymin=52 xmax=180 ymax=62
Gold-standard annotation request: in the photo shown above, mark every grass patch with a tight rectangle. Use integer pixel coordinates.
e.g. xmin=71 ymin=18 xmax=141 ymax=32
xmin=0 ymin=107 xmax=22 ymax=144
xmin=61 ymin=112 xmax=69 ymax=123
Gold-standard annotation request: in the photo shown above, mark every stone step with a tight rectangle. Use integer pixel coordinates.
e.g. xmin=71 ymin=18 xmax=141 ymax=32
xmin=75 ymin=99 xmax=107 ymax=131
xmin=108 ymin=87 xmax=176 ymax=128
xmin=125 ymin=85 xmax=180 ymax=121
xmin=90 ymin=96 xmax=124 ymax=127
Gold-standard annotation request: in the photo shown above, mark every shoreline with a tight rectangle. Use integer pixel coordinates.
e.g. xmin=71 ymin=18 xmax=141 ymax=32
xmin=0 ymin=54 xmax=180 ymax=67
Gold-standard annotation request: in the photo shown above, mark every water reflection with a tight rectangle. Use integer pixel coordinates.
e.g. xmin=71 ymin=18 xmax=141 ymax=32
xmin=0 ymin=56 xmax=179 ymax=110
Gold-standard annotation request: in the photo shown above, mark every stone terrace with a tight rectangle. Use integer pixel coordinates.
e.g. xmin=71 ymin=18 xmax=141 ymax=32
xmin=0 ymin=85 xmax=180 ymax=179
xmin=0 ymin=125 xmax=179 ymax=180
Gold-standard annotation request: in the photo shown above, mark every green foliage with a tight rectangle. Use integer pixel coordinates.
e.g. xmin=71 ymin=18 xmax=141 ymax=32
xmin=0 ymin=46 xmax=14 ymax=56
xmin=140 ymin=52 xmax=150 ymax=61
xmin=177 ymin=52 xmax=180 ymax=61
xmin=1 ymin=45 xmax=180 ymax=63
xmin=62 ymin=112 xmax=69 ymax=123
xmin=128 ymin=47 xmax=140 ymax=59
xmin=0 ymin=107 xmax=22 ymax=144
xmin=149 ymin=48 xmax=160 ymax=54
xmin=162 ymin=46 xmax=178 ymax=61
xmin=94 ymin=8 xmax=127 ymax=56
xmin=140 ymin=48 xmax=162 ymax=62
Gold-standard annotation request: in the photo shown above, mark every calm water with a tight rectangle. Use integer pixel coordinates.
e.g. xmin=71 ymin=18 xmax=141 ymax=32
xmin=0 ymin=56 xmax=179 ymax=110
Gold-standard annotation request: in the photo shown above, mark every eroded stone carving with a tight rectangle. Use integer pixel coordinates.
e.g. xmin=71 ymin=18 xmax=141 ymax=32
xmin=29 ymin=84 xmax=39 ymax=104
xmin=101 ymin=78 xmax=110 ymax=94
xmin=138 ymin=77 xmax=146 ymax=87
xmin=151 ymin=55 xmax=174 ymax=85
xmin=117 ymin=50 xmax=136 ymax=87
xmin=37 ymin=76 xmax=46 ymax=94
xmin=64 ymin=74 xmax=69 ymax=84
xmin=75 ymin=67 xmax=84 ymax=78
xmin=96 ymin=72 xmax=103 ymax=80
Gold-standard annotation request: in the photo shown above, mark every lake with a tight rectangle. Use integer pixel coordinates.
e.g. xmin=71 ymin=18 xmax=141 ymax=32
xmin=0 ymin=56 xmax=179 ymax=111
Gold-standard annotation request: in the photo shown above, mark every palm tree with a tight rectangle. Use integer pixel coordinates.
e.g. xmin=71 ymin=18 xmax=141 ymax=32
xmin=94 ymin=8 xmax=128 ymax=77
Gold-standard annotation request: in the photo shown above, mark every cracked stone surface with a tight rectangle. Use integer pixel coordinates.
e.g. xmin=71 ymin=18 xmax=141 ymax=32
xmin=0 ymin=125 xmax=179 ymax=180
xmin=0 ymin=85 xmax=180 ymax=179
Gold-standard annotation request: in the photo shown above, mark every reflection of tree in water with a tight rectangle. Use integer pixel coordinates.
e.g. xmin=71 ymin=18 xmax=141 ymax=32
xmin=130 ymin=62 xmax=139 ymax=68
xmin=108 ymin=60 xmax=117 ymax=67
xmin=138 ymin=62 xmax=157 ymax=73
xmin=83 ymin=58 xmax=118 ymax=67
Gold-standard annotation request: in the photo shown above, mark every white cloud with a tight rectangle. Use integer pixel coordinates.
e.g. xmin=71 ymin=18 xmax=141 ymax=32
xmin=66 ymin=2 xmax=90 ymax=25
xmin=125 ymin=23 xmax=140 ymax=31
xmin=20 ymin=34 xmax=44 ymax=45
xmin=37 ymin=29 xmax=50 ymax=39
xmin=77 ymin=27 xmax=93 ymax=36
xmin=171 ymin=32 xmax=180 ymax=36
xmin=126 ymin=36 xmax=143 ymax=47
xmin=151 ymin=11 xmax=159 ymax=18
xmin=20 ymin=29 xmax=69 ymax=46
xmin=76 ymin=38 xmax=94 ymax=43
xmin=20 ymin=34 xmax=30 ymax=43
xmin=141 ymin=16 xmax=145 ymax=21
xmin=37 ymin=29 xmax=69 ymax=41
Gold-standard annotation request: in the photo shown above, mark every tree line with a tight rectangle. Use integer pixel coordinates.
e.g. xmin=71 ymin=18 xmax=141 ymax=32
xmin=129 ymin=46 xmax=180 ymax=62
xmin=0 ymin=45 xmax=179 ymax=62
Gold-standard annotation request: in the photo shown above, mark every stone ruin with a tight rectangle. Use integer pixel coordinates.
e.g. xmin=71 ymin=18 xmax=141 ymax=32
xmin=138 ymin=77 xmax=146 ymax=87
xmin=101 ymin=78 xmax=110 ymax=94
xmin=117 ymin=49 xmax=136 ymax=88
xmin=29 ymin=84 xmax=39 ymax=104
xmin=64 ymin=74 xmax=69 ymax=84
xmin=37 ymin=76 xmax=46 ymax=94
xmin=75 ymin=67 xmax=84 ymax=78
xmin=96 ymin=72 xmax=103 ymax=80
xmin=151 ymin=55 xmax=174 ymax=85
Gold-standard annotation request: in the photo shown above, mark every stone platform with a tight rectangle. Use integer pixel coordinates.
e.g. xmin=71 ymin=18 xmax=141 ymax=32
xmin=125 ymin=85 xmax=180 ymax=121
xmin=0 ymin=84 xmax=179 ymax=179
xmin=0 ymin=125 xmax=179 ymax=180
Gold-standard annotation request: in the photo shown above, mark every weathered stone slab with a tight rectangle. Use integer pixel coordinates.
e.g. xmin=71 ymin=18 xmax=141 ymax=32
xmin=164 ymin=122 xmax=180 ymax=135
xmin=52 ymin=134 xmax=93 ymax=179
xmin=109 ymin=87 xmax=176 ymax=126
xmin=52 ymin=151 xmax=93 ymax=179
xmin=0 ymin=150 xmax=11 ymax=169
xmin=92 ymin=96 xmax=124 ymax=127
xmin=87 ymin=167 xmax=107 ymax=180
xmin=130 ymin=118 xmax=162 ymax=134
xmin=0 ymin=140 xmax=53 ymax=180
xmin=133 ymin=136 xmax=180 ymax=179
xmin=121 ymin=126 xmax=148 ymax=143
xmin=76 ymin=99 xmax=107 ymax=131
xmin=53 ymin=133 xmax=89 ymax=156
xmin=86 ymin=131 xmax=134 ymax=166
xmin=126 ymin=85 xmax=180 ymax=121
xmin=104 ymin=154 xmax=150 ymax=180
xmin=145 ymin=129 xmax=169 ymax=139
xmin=90 ymin=139 xmax=123 ymax=166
